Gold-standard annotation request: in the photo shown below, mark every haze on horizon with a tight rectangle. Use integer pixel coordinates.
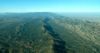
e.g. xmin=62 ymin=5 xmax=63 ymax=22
xmin=0 ymin=0 xmax=100 ymax=13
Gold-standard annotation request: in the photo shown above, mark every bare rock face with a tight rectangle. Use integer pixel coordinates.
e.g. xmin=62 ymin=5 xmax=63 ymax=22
xmin=0 ymin=12 xmax=100 ymax=53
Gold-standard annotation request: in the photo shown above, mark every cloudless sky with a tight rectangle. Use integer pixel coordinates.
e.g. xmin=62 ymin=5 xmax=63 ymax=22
xmin=0 ymin=0 xmax=100 ymax=13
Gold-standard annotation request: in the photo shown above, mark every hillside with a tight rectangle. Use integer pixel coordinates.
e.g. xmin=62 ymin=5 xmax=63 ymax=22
xmin=0 ymin=12 xmax=100 ymax=53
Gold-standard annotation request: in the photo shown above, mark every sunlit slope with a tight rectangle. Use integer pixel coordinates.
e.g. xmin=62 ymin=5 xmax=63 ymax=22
xmin=0 ymin=12 xmax=100 ymax=53
xmin=48 ymin=15 xmax=100 ymax=53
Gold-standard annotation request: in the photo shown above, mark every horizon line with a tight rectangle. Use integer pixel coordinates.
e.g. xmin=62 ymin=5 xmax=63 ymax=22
xmin=0 ymin=11 xmax=100 ymax=13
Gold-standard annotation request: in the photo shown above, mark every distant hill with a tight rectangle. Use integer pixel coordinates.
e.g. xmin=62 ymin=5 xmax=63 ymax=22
xmin=0 ymin=12 xmax=100 ymax=53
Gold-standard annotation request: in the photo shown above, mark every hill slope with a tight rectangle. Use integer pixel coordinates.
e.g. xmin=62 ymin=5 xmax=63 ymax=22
xmin=0 ymin=12 xmax=100 ymax=53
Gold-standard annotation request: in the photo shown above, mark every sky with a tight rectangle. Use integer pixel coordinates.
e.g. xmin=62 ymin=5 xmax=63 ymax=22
xmin=0 ymin=0 xmax=100 ymax=13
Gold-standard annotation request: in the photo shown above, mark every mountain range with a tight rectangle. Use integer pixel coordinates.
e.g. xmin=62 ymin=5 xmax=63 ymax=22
xmin=0 ymin=12 xmax=100 ymax=53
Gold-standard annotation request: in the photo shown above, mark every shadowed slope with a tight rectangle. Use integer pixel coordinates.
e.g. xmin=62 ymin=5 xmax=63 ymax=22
xmin=43 ymin=17 xmax=67 ymax=53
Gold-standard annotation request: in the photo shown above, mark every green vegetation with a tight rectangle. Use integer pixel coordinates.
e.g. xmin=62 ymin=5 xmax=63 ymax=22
xmin=0 ymin=12 xmax=100 ymax=53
